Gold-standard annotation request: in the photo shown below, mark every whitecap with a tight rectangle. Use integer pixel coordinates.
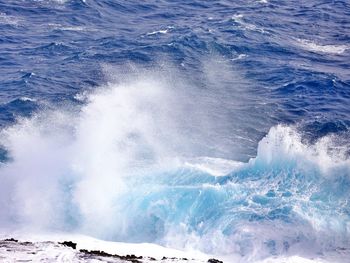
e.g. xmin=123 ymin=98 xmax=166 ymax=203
xmin=231 ymin=54 xmax=247 ymax=61
xmin=147 ymin=29 xmax=169 ymax=36
xmin=296 ymin=39 xmax=348 ymax=55
xmin=0 ymin=13 xmax=21 ymax=26
xmin=48 ymin=23 xmax=88 ymax=32
xmin=19 ymin=97 xmax=36 ymax=102
xmin=231 ymin=14 xmax=266 ymax=33
xmin=146 ymin=26 xmax=174 ymax=36
xmin=60 ymin=26 xmax=86 ymax=31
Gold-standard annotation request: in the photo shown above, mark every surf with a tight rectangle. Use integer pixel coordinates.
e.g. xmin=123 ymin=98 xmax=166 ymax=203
xmin=0 ymin=65 xmax=349 ymax=262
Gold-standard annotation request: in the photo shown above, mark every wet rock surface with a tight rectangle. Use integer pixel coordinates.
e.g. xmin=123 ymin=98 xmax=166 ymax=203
xmin=0 ymin=238 xmax=222 ymax=262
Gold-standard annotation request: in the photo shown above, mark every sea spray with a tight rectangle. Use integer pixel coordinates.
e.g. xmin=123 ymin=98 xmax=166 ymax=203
xmin=0 ymin=63 xmax=256 ymax=234
xmin=0 ymin=68 xmax=349 ymax=261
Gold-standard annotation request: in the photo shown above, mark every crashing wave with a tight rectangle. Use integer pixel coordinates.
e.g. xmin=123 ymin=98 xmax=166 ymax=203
xmin=0 ymin=73 xmax=349 ymax=262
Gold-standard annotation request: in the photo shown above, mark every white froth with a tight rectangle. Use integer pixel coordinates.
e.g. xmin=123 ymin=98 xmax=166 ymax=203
xmin=0 ymin=13 xmax=21 ymax=26
xmin=253 ymin=125 xmax=350 ymax=175
xmin=296 ymin=39 xmax=348 ymax=55
xmin=231 ymin=14 xmax=266 ymax=33
xmin=184 ymin=157 xmax=243 ymax=176
xmin=147 ymin=29 xmax=168 ymax=36
xmin=0 ymin=232 xmax=210 ymax=262
xmin=19 ymin=97 xmax=36 ymax=102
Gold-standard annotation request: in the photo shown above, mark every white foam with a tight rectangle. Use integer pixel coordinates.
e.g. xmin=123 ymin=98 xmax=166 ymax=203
xmin=146 ymin=26 xmax=174 ymax=36
xmin=48 ymin=23 xmax=90 ymax=32
xmin=253 ymin=125 xmax=350 ymax=175
xmin=1 ymin=230 xmax=348 ymax=263
xmin=0 ymin=231 xmax=210 ymax=261
xmin=74 ymin=91 xmax=89 ymax=102
xmin=0 ymin=13 xmax=21 ymax=26
xmin=231 ymin=14 xmax=266 ymax=33
xmin=147 ymin=29 xmax=168 ymax=35
xmin=19 ymin=97 xmax=36 ymax=102
xmin=231 ymin=54 xmax=247 ymax=61
xmin=296 ymin=39 xmax=348 ymax=55
xmin=257 ymin=255 xmax=327 ymax=263
xmin=61 ymin=26 xmax=86 ymax=31
xmin=184 ymin=157 xmax=243 ymax=176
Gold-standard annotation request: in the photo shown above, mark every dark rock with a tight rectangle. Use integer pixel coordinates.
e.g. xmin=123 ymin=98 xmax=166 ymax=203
xmin=80 ymin=249 xmax=112 ymax=257
xmin=208 ymin=259 xmax=223 ymax=263
xmin=120 ymin=254 xmax=143 ymax=262
xmin=59 ymin=241 xmax=77 ymax=249
xmin=79 ymin=249 xmax=142 ymax=262
xmin=3 ymin=238 xmax=18 ymax=242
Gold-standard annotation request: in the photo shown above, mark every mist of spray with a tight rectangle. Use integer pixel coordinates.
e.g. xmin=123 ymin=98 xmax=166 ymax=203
xmin=0 ymin=60 xmax=254 ymax=234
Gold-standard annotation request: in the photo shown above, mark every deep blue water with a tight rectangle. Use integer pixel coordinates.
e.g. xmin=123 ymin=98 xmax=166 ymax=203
xmin=0 ymin=0 xmax=350 ymax=261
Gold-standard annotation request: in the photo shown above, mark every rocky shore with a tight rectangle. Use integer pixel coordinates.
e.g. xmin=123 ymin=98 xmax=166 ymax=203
xmin=0 ymin=238 xmax=223 ymax=263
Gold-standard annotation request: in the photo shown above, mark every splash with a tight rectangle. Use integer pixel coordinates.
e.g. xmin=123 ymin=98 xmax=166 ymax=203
xmin=0 ymin=63 xmax=250 ymax=233
xmin=0 ymin=66 xmax=349 ymax=262
xmin=114 ymin=125 xmax=350 ymax=261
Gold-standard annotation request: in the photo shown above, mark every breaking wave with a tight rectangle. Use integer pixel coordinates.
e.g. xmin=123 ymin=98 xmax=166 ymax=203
xmin=0 ymin=68 xmax=349 ymax=262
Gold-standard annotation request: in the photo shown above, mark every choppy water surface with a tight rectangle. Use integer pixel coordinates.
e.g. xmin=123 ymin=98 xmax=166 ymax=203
xmin=0 ymin=0 xmax=350 ymax=262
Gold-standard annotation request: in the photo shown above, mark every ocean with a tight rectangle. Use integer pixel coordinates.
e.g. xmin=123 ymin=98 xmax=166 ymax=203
xmin=0 ymin=0 xmax=349 ymax=262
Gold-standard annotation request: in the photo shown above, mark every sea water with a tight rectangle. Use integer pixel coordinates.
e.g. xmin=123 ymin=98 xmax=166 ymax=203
xmin=0 ymin=0 xmax=349 ymax=262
